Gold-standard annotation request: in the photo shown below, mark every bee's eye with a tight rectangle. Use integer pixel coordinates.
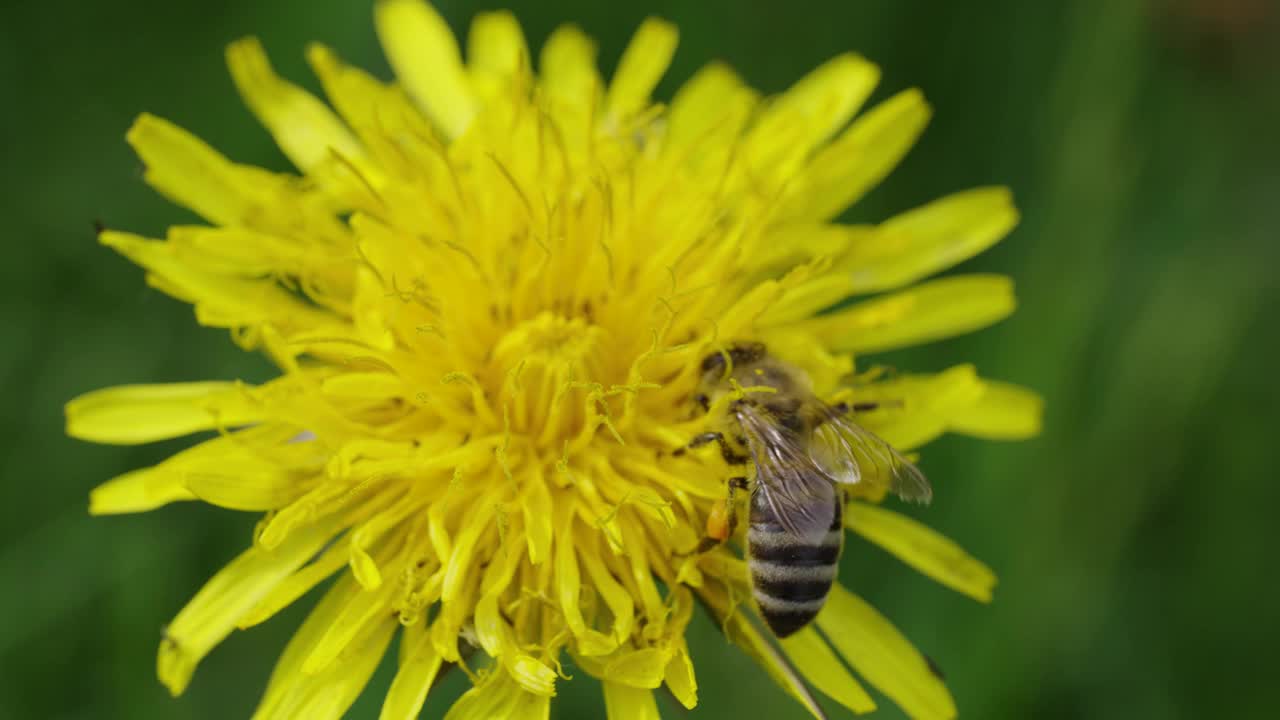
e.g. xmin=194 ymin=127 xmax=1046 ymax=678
xmin=694 ymin=393 xmax=710 ymax=411
xmin=699 ymin=353 xmax=725 ymax=373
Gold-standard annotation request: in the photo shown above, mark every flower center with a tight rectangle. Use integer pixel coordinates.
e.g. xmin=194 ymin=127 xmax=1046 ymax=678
xmin=489 ymin=311 xmax=609 ymax=445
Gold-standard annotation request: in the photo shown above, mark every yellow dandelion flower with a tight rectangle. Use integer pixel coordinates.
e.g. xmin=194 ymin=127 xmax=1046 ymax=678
xmin=67 ymin=2 xmax=1042 ymax=718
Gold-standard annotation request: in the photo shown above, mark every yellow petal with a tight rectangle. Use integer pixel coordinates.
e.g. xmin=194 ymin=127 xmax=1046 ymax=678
xmin=555 ymin=512 xmax=592 ymax=647
xmin=745 ymin=53 xmax=880 ymax=179
xmin=759 ymin=53 xmax=879 ymax=142
xmin=798 ymin=274 xmax=1016 ymax=354
xmin=182 ymin=458 xmax=311 ymax=512
xmin=662 ymin=644 xmax=698 ymax=709
xmin=349 ymin=504 xmax=419 ymax=590
xmin=165 ymin=225 xmax=305 ymax=277
xmin=616 ymin=517 xmax=667 ymax=628
xmin=508 ymin=655 xmax=558 ymax=697
xmin=474 ymin=592 xmax=517 ymax=661
xmin=855 ymin=364 xmax=987 ymax=451
xmin=253 ymin=574 xmax=357 ymax=714
xmin=375 ymin=0 xmax=477 ymax=138
xmin=696 ymin=581 xmax=826 ymax=719
xmin=99 ymin=231 xmax=334 ymax=335
xmin=718 ymin=279 xmax=783 ymax=340
xmin=238 ymin=535 xmax=350 ymax=629
xmin=537 ymin=24 xmax=601 ymax=155
xmin=380 ymin=624 xmax=444 ymax=720
xmin=255 ymin=615 xmax=396 ymax=720
xmin=125 ymin=114 xmax=341 ymax=234
xmin=604 ymin=681 xmax=661 ymax=720
xmin=622 ymin=485 xmax=678 ymax=529
xmin=661 ymin=62 xmax=758 ymax=194
xmin=759 ymin=268 xmax=861 ymax=327
xmin=605 ymin=18 xmax=678 ymax=122
xmin=256 ymin=479 xmax=358 ymax=552
xmin=444 ymin=667 xmax=551 ymax=720
xmin=603 ymin=646 xmax=671 ymax=689
xmin=441 ymin=501 xmax=489 ymax=604
xmin=847 ymin=502 xmax=996 ymax=602
xmin=433 ymin=558 xmax=484 ymax=663
xmin=306 ymin=43 xmax=398 ymax=143
xmin=320 ymin=371 xmax=405 ymax=400
xmin=522 ymin=476 xmax=552 ymax=564
xmin=780 ymin=627 xmax=877 ymax=714
xmin=817 ymin=584 xmax=956 ymax=720
xmin=397 ymin=611 xmax=427 ymax=666
xmin=665 ymin=62 xmax=755 ymax=155
xmin=474 ymin=543 xmax=525 ymax=657
xmin=539 ymin=24 xmax=597 ymax=91
xmin=90 ymin=424 xmax=316 ymax=514
xmin=159 ymin=518 xmax=337 ymax=695
xmin=949 ymin=379 xmax=1043 ymax=440
xmin=578 ymin=538 xmax=636 ymax=647
xmin=836 ymin=187 xmax=1020 ymax=294
xmin=226 ymin=37 xmax=366 ymax=173
xmin=125 ymin=113 xmax=254 ymax=226
xmin=779 ymin=87 xmax=932 ymax=221
xmin=88 ymin=466 xmax=197 ymax=515
xmin=745 ymin=222 xmax=871 ymax=280
xmin=301 ymin=568 xmax=396 ymax=675
xmin=467 ymin=11 xmax=530 ymax=100
xmin=66 ymin=381 xmax=261 ymax=445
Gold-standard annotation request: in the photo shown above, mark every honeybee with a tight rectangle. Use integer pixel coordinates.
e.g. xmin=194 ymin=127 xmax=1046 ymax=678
xmin=684 ymin=341 xmax=932 ymax=637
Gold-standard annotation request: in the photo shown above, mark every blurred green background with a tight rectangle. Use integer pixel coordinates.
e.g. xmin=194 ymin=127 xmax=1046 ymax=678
xmin=3 ymin=0 xmax=1278 ymax=718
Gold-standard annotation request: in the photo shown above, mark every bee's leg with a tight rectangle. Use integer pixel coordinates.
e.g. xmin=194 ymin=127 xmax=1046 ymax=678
xmin=695 ymin=476 xmax=748 ymax=554
xmin=833 ymin=401 xmax=883 ymax=414
xmin=675 ymin=431 xmax=723 ymax=454
xmin=722 ymin=476 xmax=748 ymax=539
xmin=674 ymin=431 xmax=751 ymax=466
xmin=832 ymin=400 xmax=903 ymax=415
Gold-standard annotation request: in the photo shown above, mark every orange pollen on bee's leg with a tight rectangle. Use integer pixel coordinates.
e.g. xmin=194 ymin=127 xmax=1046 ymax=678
xmin=705 ymin=498 xmax=731 ymax=541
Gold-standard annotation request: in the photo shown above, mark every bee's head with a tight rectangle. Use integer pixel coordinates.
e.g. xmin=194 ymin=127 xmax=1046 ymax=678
xmin=693 ymin=342 xmax=768 ymax=413
xmin=698 ymin=342 xmax=766 ymax=374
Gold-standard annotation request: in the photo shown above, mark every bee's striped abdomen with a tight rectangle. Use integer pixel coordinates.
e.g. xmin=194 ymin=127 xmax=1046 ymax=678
xmin=747 ymin=492 xmax=843 ymax=638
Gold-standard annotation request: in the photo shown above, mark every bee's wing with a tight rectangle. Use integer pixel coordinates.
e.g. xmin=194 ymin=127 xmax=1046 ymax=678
xmin=737 ymin=405 xmax=837 ymax=544
xmin=810 ymin=407 xmax=933 ymax=504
